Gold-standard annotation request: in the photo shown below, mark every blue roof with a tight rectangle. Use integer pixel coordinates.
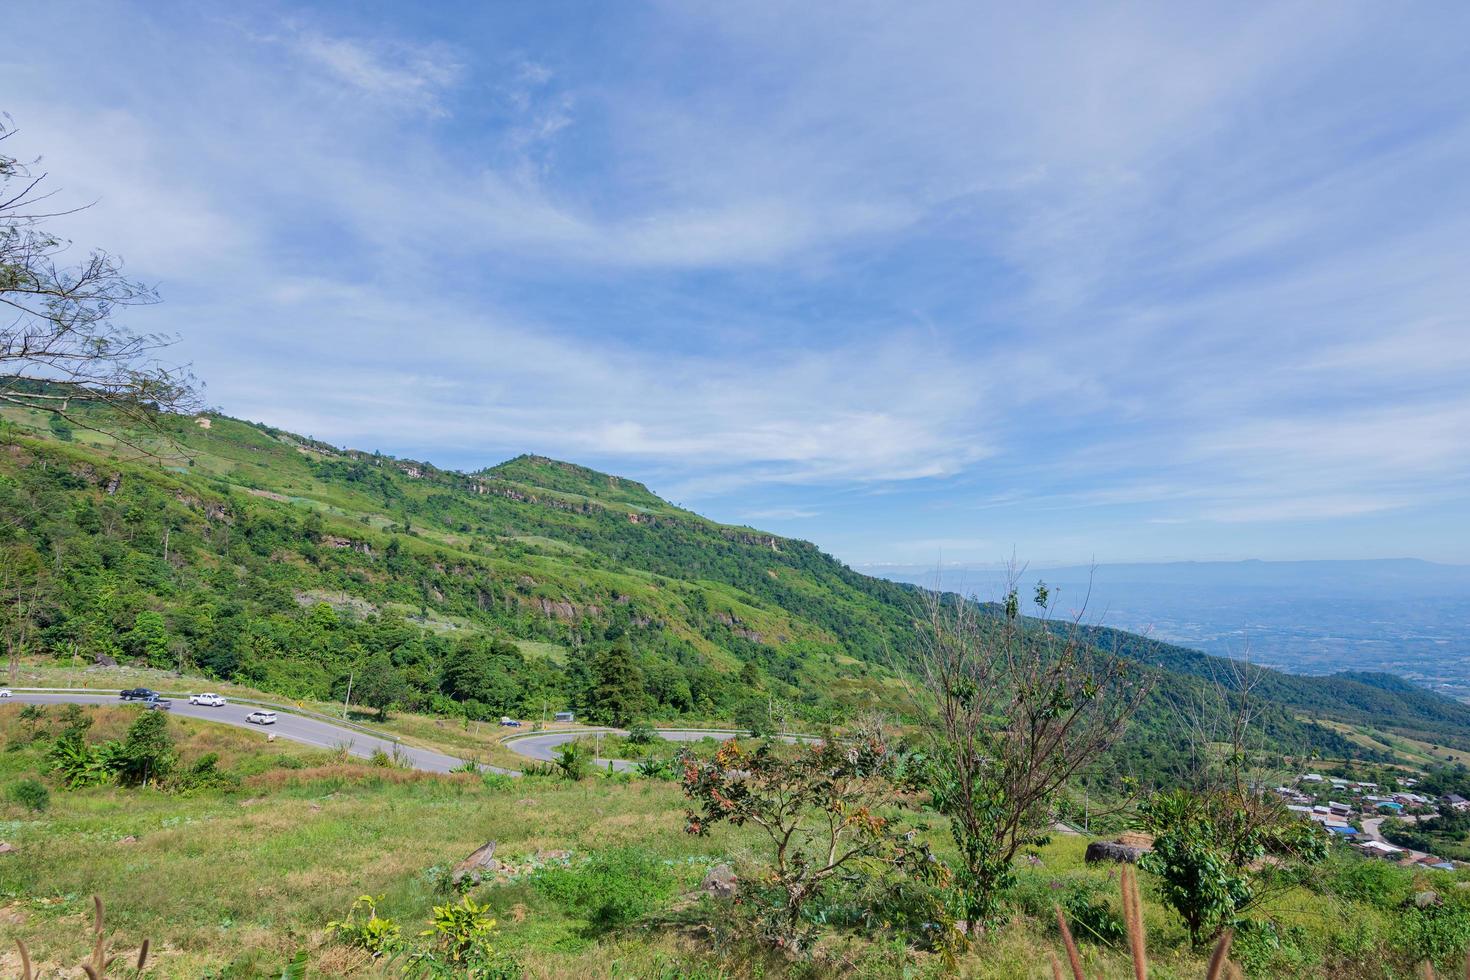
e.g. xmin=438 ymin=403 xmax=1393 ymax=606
xmin=1329 ymin=826 xmax=1358 ymax=835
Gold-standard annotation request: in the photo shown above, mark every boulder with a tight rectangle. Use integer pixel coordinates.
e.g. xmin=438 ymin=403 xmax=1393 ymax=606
xmin=1085 ymin=840 xmax=1150 ymax=864
xmin=0 ymin=841 xmax=15 ymax=854
xmin=701 ymin=863 xmax=738 ymax=899
xmin=1414 ymin=891 xmax=1442 ymax=909
xmin=451 ymin=841 xmax=499 ymax=888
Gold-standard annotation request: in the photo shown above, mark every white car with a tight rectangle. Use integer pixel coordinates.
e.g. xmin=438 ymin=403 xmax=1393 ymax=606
xmin=189 ymin=693 xmax=226 ymax=706
xmin=0 ymin=689 xmax=11 ymax=697
xmin=245 ymin=710 xmax=278 ymax=725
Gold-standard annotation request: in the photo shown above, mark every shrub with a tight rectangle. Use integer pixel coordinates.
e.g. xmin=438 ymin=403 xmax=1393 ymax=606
xmin=418 ymin=895 xmax=501 ymax=966
xmin=683 ymin=728 xmax=943 ymax=951
xmin=328 ymin=895 xmax=402 ymax=958
xmin=626 ymin=720 xmax=658 ymax=745
xmin=553 ymin=741 xmax=589 ymax=781
xmin=48 ymin=731 xmax=118 ymax=788
xmin=481 ymin=772 xmax=515 ymax=792
xmin=6 ymin=778 xmax=50 ymax=812
xmin=113 ymin=710 xmax=175 ymax=787
xmin=172 ymin=753 xmax=242 ymax=793
xmin=533 ymin=847 xmax=676 ymax=932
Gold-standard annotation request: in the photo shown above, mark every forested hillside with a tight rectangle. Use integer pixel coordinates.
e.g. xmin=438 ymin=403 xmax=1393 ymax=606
xmin=2 ymin=401 xmax=1466 ymax=776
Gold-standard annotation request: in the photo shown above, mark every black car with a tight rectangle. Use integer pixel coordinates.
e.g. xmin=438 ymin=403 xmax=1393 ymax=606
xmin=120 ymin=688 xmax=160 ymax=700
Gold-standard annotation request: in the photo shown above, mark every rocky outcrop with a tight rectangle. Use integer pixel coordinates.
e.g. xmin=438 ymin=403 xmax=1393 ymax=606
xmin=451 ymin=841 xmax=499 ymax=888
xmin=701 ymin=863 xmax=738 ymax=899
xmin=1085 ymin=832 xmax=1154 ymax=864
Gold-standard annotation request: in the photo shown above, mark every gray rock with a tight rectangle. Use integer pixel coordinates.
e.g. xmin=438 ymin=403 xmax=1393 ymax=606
xmin=1414 ymin=891 xmax=1442 ymax=909
xmin=1085 ymin=841 xmax=1149 ymax=864
xmin=701 ymin=863 xmax=738 ymax=899
xmin=451 ymin=841 xmax=499 ymax=887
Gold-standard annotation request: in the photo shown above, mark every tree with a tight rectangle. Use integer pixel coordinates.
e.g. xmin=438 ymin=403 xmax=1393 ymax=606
xmin=442 ymin=636 xmax=523 ymax=712
xmin=909 ymin=567 xmax=1152 ymax=926
xmin=114 ymin=709 xmax=174 ymax=787
xmin=1139 ymin=662 xmax=1329 ymax=944
xmin=124 ymin=610 xmax=170 ymax=668
xmin=353 ymin=651 xmax=411 ymax=720
xmin=682 ymin=728 xmax=945 ymax=950
xmin=1 ymin=115 xmax=197 ymax=437
xmin=585 ymin=643 xmax=646 ymax=727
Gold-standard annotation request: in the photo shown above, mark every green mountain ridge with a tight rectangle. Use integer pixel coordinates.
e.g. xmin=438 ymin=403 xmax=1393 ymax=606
xmin=4 ymin=401 xmax=1469 ymax=777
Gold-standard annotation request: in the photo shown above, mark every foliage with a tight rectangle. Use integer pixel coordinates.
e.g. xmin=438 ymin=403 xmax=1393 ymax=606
xmin=554 ymin=740 xmax=590 ymax=780
xmin=626 ymin=719 xmax=657 ymax=745
xmin=586 ymin=643 xmax=647 ymax=726
xmin=48 ymin=730 xmax=119 ymax=788
xmin=533 ymin=847 xmax=677 ymax=932
xmin=328 ymin=894 xmax=403 ymax=958
xmin=682 ymin=728 xmax=943 ymax=951
xmin=1138 ymin=788 xmax=1328 ymax=945
xmin=912 ymin=577 xmax=1151 ymax=925
xmin=112 ymin=709 xmax=176 ymax=787
xmin=5 ymin=777 xmax=49 ymax=812
xmin=417 ymin=895 xmax=500 ymax=967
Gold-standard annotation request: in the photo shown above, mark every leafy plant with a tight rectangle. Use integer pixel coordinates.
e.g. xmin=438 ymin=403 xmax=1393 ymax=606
xmin=626 ymin=720 xmax=657 ymax=745
xmin=327 ymin=894 xmax=402 ymax=958
xmin=418 ymin=895 xmax=500 ymax=966
xmin=6 ymin=777 xmax=50 ymax=812
xmin=682 ymin=726 xmax=943 ymax=951
xmin=533 ymin=847 xmax=676 ymax=932
xmin=1139 ymin=788 xmax=1327 ymax=945
xmin=49 ymin=731 xmax=119 ymax=788
xmin=553 ymin=741 xmax=589 ymax=780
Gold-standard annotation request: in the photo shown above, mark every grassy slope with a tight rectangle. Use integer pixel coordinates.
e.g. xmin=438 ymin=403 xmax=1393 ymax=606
xmin=4 ymin=404 xmax=1470 ymax=766
xmin=4 ymin=704 xmax=1467 ymax=979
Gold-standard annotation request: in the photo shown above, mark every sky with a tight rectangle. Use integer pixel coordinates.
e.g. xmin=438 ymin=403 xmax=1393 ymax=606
xmin=4 ymin=1 xmax=1470 ymax=568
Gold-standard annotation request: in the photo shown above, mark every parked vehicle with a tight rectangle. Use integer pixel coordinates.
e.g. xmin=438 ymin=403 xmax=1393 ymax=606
xmin=0 ymin=689 xmax=12 ymax=698
xmin=553 ymin=711 xmax=575 ymax=723
xmin=499 ymin=716 xmax=522 ymax=727
xmin=189 ymin=693 xmax=226 ymax=706
xmin=246 ymin=710 xmax=278 ymax=725
xmin=120 ymin=688 xmax=159 ymax=701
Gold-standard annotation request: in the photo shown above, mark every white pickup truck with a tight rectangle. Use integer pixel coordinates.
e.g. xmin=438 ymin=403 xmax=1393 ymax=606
xmin=189 ymin=692 xmax=226 ymax=706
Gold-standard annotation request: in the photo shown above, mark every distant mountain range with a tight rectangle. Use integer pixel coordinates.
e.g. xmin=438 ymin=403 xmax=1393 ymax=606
xmin=865 ymin=559 xmax=1470 ymax=700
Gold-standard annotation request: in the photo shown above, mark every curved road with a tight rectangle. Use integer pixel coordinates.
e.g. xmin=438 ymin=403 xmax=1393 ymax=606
xmin=0 ymin=691 xmax=807 ymax=776
xmin=2 ymin=692 xmax=509 ymax=774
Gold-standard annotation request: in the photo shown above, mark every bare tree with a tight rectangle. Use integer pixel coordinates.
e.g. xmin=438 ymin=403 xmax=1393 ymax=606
xmin=908 ymin=561 xmax=1153 ymax=926
xmin=1 ymin=115 xmax=198 ymax=441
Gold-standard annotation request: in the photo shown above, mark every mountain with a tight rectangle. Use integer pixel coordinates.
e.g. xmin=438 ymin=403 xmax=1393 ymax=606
xmin=868 ymin=559 xmax=1470 ymax=700
xmin=5 ymin=401 xmax=1470 ymax=777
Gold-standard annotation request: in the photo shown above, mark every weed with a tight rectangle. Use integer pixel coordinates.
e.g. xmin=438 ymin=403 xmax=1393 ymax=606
xmin=533 ymin=846 xmax=677 ymax=933
xmin=6 ymin=777 xmax=50 ymax=812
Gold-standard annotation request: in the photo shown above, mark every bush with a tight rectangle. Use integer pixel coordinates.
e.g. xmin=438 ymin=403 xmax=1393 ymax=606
xmin=328 ymin=895 xmax=402 ymax=958
xmin=533 ymin=847 xmax=677 ymax=932
xmin=6 ymin=778 xmax=50 ymax=812
xmin=172 ymin=753 xmax=242 ymax=792
xmin=626 ymin=720 xmax=658 ymax=746
xmin=553 ymin=741 xmax=589 ymax=781
xmin=481 ymin=772 xmax=516 ymax=792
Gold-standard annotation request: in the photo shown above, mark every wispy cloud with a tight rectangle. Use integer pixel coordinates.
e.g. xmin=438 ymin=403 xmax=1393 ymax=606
xmin=3 ymin=1 xmax=1468 ymax=562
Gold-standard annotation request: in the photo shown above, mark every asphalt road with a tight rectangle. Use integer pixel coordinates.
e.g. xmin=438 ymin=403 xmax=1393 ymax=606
xmin=0 ymin=692 xmax=510 ymax=774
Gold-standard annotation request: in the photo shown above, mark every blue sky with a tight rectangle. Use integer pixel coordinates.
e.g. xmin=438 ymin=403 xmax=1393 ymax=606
xmin=5 ymin=2 xmax=1470 ymax=567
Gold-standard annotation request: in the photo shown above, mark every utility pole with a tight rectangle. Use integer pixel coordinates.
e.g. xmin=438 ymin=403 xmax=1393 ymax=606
xmin=342 ymin=669 xmax=354 ymax=720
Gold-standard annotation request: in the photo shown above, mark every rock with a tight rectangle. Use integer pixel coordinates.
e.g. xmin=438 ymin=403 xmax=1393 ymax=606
xmin=1085 ymin=841 xmax=1150 ymax=864
xmin=516 ymin=799 xmax=538 ymax=807
xmin=701 ymin=863 xmax=738 ymax=899
xmin=534 ymin=849 xmax=571 ymax=863
xmin=94 ymin=653 xmax=118 ymax=667
xmin=0 ymin=841 xmax=15 ymax=854
xmin=1414 ymin=891 xmax=1442 ymax=909
xmin=117 ymin=836 xmax=137 ymax=845
xmin=451 ymin=841 xmax=499 ymax=887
